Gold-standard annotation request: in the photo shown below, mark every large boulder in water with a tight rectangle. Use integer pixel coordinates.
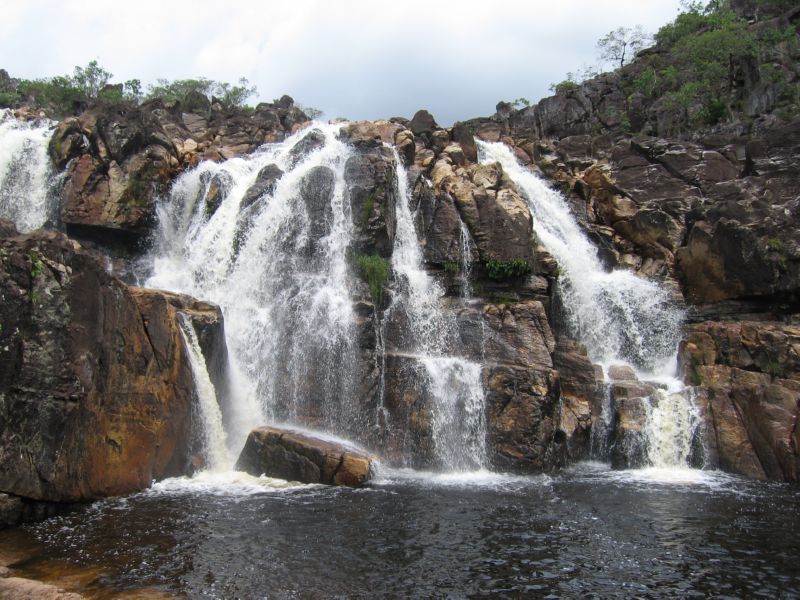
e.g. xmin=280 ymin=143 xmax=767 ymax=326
xmin=0 ymin=223 xmax=225 ymax=502
xmin=236 ymin=426 xmax=374 ymax=487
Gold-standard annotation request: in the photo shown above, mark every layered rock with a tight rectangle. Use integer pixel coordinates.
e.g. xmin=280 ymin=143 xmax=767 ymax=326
xmin=48 ymin=98 xmax=309 ymax=246
xmin=236 ymin=426 xmax=373 ymax=487
xmin=0 ymin=221 xmax=225 ymax=503
xmin=679 ymin=321 xmax=800 ymax=481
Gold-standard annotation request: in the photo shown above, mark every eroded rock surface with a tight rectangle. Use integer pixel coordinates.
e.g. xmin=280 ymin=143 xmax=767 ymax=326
xmin=0 ymin=222 xmax=224 ymax=502
xmin=236 ymin=426 xmax=373 ymax=487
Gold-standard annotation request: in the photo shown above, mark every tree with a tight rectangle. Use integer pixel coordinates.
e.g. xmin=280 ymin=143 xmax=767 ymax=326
xmin=71 ymin=60 xmax=113 ymax=99
xmin=597 ymin=26 xmax=651 ymax=69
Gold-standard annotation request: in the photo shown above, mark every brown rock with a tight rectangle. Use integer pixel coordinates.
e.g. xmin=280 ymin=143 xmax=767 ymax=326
xmin=0 ymin=229 xmax=225 ymax=501
xmin=0 ymin=577 xmax=85 ymax=600
xmin=235 ymin=426 xmax=373 ymax=487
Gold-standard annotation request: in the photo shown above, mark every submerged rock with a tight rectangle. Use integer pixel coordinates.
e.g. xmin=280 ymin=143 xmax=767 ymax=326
xmin=236 ymin=426 xmax=373 ymax=487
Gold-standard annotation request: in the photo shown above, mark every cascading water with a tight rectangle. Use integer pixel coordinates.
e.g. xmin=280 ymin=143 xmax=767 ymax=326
xmin=146 ymin=124 xmax=359 ymax=451
xmin=387 ymin=157 xmax=488 ymax=471
xmin=458 ymin=220 xmax=474 ymax=299
xmin=0 ymin=110 xmax=59 ymax=232
xmin=478 ymin=140 xmax=698 ymax=468
xmin=178 ymin=314 xmax=230 ymax=470
xmin=145 ymin=124 xmax=488 ymax=474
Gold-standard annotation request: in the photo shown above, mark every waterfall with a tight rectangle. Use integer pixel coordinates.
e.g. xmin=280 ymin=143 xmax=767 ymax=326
xmin=387 ymin=157 xmax=488 ymax=471
xmin=178 ymin=314 xmax=229 ymax=471
xmin=0 ymin=110 xmax=58 ymax=232
xmin=478 ymin=140 xmax=697 ymax=468
xmin=458 ymin=220 xmax=474 ymax=299
xmin=146 ymin=124 xmax=362 ymax=451
xmin=144 ymin=124 xmax=489 ymax=472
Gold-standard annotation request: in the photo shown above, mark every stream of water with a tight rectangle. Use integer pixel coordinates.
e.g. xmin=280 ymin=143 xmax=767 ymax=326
xmin=477 ymin=140 xmax=699 ymax=469
xmin=0 ymin=109 xmax=58 ymax=231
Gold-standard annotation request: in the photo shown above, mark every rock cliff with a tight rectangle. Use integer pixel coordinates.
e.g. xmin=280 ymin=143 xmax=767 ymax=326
xmin=0 ymin=221 xmax=227 ymax=509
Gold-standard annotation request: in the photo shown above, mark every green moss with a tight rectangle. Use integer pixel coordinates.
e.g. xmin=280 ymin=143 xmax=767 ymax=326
xmin=355 ymin=254 xmax=390 ymax=304
xmin=443 ymin=260 xmax=460 ymax=275
xmin=362 ymin=193 xmax=376 ymax=227
xmin=764 ymin=360 xmax=786 ymax=379
xmin=492 ymin=294 xmax=518 ymax=305
xmin=485 ymin=259 xmax=530 ymax=281
xmin=767 ymin=237 xmax=784 ymax=252
xmin=29 ymin=252 xmax=44 ymax=279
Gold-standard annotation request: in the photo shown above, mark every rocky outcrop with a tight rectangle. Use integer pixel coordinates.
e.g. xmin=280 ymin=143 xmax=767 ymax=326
xmin=49 ymin=98 xmax=309 ymax=246
xmin=0 ymin=222 xmax=225 ymax=503
xmin=236 ymin=426 xmax=373 ymax=487
xmin=0 ymin=577 xmax=85 ymax=600
xmin=679 ymin=321 xmax=800 ymax=481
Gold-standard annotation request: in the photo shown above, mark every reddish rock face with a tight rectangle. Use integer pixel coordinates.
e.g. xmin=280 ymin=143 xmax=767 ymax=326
xmin=49 ymin=99 xmax=309 ymax=246
xmin=236 ymin=426 xmax=373 ymax=487
xmin=679 ymin=321 xmax=800 ymax=481
xmin=0 ymin=224 xmax=224 ymax=501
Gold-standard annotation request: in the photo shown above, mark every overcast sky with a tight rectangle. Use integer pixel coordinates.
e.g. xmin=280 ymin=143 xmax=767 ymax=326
xmin=2 ymin=1 xmax=683 ymax=125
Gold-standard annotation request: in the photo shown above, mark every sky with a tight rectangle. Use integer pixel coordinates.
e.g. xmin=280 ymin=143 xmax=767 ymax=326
xmin=2 ymin=1 xmax=684 ymax=125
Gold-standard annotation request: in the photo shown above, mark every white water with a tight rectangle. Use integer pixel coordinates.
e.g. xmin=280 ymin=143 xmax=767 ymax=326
xmin=0 ymin=110 xmax=58 ymax=232
xmin=458 ymin=220 xmax=474 ymax=298
xmin=478 ymin=140 xmax=698 ymax=468
xmin=147 ymin=124 xmax=360 ymax=451
xmin=177 ymin=313 xmax=230 ymax=470
xmin=388 ymin=157 xmax=488 ymax=471
xmin=146 ymin=124 xmax=487 ymax=472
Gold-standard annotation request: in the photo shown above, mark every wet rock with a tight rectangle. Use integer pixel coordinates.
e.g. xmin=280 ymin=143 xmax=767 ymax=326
xmin=300 ymin=166 xmax=335 ymax=249
xmin=429 ymin=160 xmax=534 ymax=268
xmin=48 ymin=97 xmax=307 ymax=249
xmin=344 ymin=146 xmax=397 ymax=257
xmin=240 ymin=163 xmax=284 ymax=211
xmin=0 ymin=577 xmax=85 ymax=599
xmin=0 ymin=229 xmax=225 ymax=501
xmin=679 ymin=321 xmax=800 ymax=481
xmin=0 ymin=494 xmax=22 ymax=528
xmin=288 ymin=128 xmax=325 ymax=166
xmin=554 ymin=338 xmax=601 ymax=460
xmin=236 ymin=426 xmax=373 ymax=487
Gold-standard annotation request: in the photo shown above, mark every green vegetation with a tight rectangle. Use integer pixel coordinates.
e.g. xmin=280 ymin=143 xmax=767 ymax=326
xmin=764 ymin=360 xmax=786 ymax=379
xmin=443 ymin=260 xmax=460 ymax=275
xmin=597 ymin=26 xmax=650 ymax=69
xmin=355 ymin=254 xmax=390 ymax=304
xmin=362 ymin=193 xmax=376 ymax=226
xmin=145 ymin=76 xmax=256 ymax=110
xmin=0 ymin=61 xmax=258 ymax=117
xmin=767 ymin=237 xmax=785 ymax=252
xmin=544 ymin=0 xmax=800 ymax=131
xmin=4 ymin=61 xmax=142 ymax=115
xmin=28 ymin=252 xmax=44 ymax=279
xmin=485 ymin=259 xmax=530 ymax=281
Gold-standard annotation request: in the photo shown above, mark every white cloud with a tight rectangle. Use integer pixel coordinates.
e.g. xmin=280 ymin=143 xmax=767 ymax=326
xmin=2 ymin=0 xmax=682 ymax=124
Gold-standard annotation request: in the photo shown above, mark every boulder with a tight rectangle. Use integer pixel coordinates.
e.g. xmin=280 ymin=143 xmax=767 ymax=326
xmin=235 ymin=426 xmax=373 ymax=487
xmin=0 ymin=577 xmax=85 ymax=600
xmin=0 ymin=225 xmax=226 ymax=501
xmin=409 ymin=109 xmax=438 ymax=137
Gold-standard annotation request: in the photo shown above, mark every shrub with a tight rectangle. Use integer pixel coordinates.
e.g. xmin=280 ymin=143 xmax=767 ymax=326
xmin=355 ymin=254 xmax=390 ymax=304
xmin=485 ymin=259 xmax=530 ymax=281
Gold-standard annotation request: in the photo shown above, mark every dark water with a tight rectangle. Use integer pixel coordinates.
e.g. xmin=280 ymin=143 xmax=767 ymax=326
xmin=4 ymin=464 xmax=800 ymax=599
